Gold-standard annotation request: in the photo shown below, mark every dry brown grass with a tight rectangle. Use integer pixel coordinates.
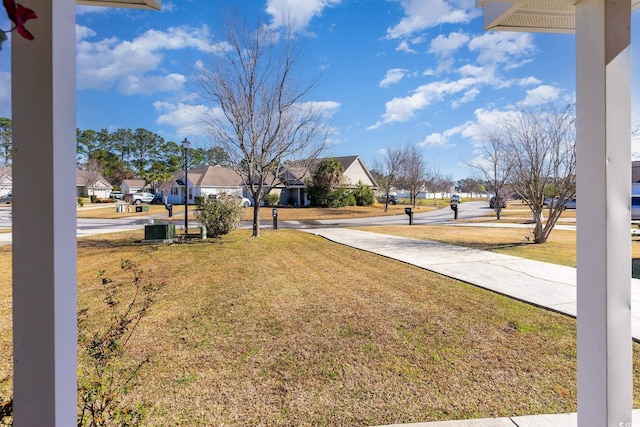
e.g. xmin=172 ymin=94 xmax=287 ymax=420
xmin=76 ymin=204 xmax=173 ymax=219
xmin=239 ymin=204 xmax=438 ymax=222
xmin=1 ymin=229 xmax=640 ymax=425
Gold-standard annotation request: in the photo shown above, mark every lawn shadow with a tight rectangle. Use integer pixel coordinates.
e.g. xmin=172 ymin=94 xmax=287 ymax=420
xmin=443 ymin=240 xmax=532 ymax=252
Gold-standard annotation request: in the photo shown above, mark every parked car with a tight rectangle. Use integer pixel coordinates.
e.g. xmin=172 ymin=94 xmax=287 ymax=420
xmin=150 ymin=194 xmax=165 ymax=205
xmin=489 ymin=196 xmax=506 ymax=209
xmin=234 ymin=195 xmax=251 ymax=207
xmin=109 ymin=191 xmax=124 ymax=200
xmin=0 ymin=193 xmax=11 ymax=204
xmin=130 ymin=192 xmax=155 ymax=205
xmin=544 ymin=197 xmax=576 ymax=209
xmin=450 ymin=194 xmax=460 ymax=203
xmin=380 ymin=195 xmax=398 ymax=205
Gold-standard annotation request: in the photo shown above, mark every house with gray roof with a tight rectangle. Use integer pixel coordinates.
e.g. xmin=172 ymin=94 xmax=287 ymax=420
xmin=275 ymin=155 xmax=378 ymax=206
xmin=165 ymin=165 xmax=245 ymax=205
xmin=76 ymin=169 xmax=113 ymax=199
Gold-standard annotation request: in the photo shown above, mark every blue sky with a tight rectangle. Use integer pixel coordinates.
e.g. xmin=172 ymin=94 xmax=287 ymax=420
xmin=0 ymin=0 xmax=639 ymax=180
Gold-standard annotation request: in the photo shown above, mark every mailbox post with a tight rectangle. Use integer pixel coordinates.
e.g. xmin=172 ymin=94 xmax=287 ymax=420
xmin=272 ymin=208 xmax=278 ymax=230
xmin=165 ymin=203 xmax=173 ymax=218
xmin=450 ymin=202 xmax=458 ymax=220
xmin=404 ymin=207 xmax=414 ymax=225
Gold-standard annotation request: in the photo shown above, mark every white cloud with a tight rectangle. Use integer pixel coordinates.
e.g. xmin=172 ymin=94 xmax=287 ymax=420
xmin=379 ymin=69 xmax=408 ymax=88
xmin=76 ymin=25 xmax=96 ymax=42
xmin=266 ymin=0 xmax=342 ymax=33
xmin=76 ymin=25 xmax=214 ymax=95
xmin=368 ymin=77 xmax=480 ymax=129
xmin=418 ymin=123 xmax=468 ymax=148
xmin=461 ymin=108 xmax=519 ymax=143
xmin=429 ymin=31 xmax=470 ymax=57
xmin=370 ymin=62 xmax=504 ymax=129
xmin=386 ymin=0 xmax=480 ymax=39
xmin=451 ymin=88 xmax=480 ymax=108
xmin=468 ymin=31 xmax=536 ymax=65
xmin=119 ymin=73 xmax=186 ymax=95
xmin=518 ymin=76 xmax=542 ymax=86
xmin=296 ymin=100 xmax=342 ymax=118
xmin=154 ymin=101 xmax=218 ymax=137
xmin=520 ymin=85 xmax=560 ymax=106
xmin=395 ymin=40 xmax=417 ymax=54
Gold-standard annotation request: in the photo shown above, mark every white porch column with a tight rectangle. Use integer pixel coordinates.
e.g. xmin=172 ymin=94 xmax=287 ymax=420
xmin=576 ymin=1 xmax=632 ymax=426
xmin=11 ymin=0 xmax=77 ymax=425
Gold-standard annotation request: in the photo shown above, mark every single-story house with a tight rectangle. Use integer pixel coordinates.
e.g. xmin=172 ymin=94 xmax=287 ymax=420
xmin=76 ymin=169 xmax=113 ymax=199
xmin=274 ymin=155 xmax=378 ymax=206
xmin=164 ymin=165 xmax=245 ymax=205
xmin=0 ymin=166 xmax=12 ymax=197
xmin=159 ymin=156 xmax=377 ymax=206
xmin=121 ymin=179 xmax=148 ymax=195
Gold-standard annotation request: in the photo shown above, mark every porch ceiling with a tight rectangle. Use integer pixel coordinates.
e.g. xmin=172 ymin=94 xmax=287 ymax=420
xmin=476 ymin=0 xmax=640 ymax=33
xmin=76 ymin=0 xmax=160 ymax=10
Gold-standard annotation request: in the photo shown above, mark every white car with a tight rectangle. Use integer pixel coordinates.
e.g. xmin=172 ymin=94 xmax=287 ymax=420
xmin=234 ymin=195 xmax=251 ymax=207
xmin=130 ymin=192 xmax=155 ymax=205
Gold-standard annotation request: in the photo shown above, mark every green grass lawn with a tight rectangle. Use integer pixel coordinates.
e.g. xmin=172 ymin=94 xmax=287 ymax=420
xmin=1 ymin=228 xmax=640 ymax=426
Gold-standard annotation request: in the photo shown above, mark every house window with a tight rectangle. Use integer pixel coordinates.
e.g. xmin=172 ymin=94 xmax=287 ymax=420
xmin=171 ymin=187 xmax=178 ymax=196
xmin=188 ymin=188 xmax=193 ymax=200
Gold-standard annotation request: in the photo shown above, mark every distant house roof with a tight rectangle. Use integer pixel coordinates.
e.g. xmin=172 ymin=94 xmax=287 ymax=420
xmin=280 ymin=156 xmax=378 ymax=189
xmin=174 ymin=165 xmax=244 ymax=188
xmin=76 ymin=169 xmax=112 ymax=189
xmin=121 ymin=179 xmax=147 ymax=188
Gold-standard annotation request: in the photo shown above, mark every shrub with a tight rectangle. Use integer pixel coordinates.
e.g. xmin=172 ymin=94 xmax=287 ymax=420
xmin=77 ymin=197 xmax=84 ymax=207
xmin=90 ymin=195 xmax=97 ymax=204
xmin=195 ymin=195 xmax=241 ymax=237
xmin=263 ymin=193 xmax=279 ymax=207
xmin=352 ymin=182 xmax=375 ymax=206
xmin=77 ymin=260 xmax=164 ymax=427
xmin=331 ymin=186 xmax=356 ymax=207
xmin=194 ymin=196 xmax=205 ymax=209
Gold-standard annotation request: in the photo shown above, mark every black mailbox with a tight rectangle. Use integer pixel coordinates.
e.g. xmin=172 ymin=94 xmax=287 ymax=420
xmin=404 ymin=207 xmax=414 ymax=225
xmin=450 ymin=203 xmax=458 ymax=220
xmin=165 ymin=203 xmax=173 ymax=217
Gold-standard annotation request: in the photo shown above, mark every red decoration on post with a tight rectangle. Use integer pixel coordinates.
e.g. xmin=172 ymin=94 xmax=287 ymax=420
xmin=3 ymin=0 xmax=37 ymax=40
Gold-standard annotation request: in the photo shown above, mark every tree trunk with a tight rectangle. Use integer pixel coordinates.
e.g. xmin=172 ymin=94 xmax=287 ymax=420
xmin=532 ymin=210 xmax=547 ymax=243
xmin=252 ymin=204 xmax=260 ymax=238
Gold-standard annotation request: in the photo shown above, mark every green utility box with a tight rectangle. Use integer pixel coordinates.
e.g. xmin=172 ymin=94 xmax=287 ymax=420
xmin=144 ymin=224 xmax=175 ymax=241
xmin=135 ymin=205 xmax=149 ymax=213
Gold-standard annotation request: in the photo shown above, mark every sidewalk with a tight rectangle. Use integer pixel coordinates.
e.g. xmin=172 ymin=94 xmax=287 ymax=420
xmin=300 ymin=227 xmax=640 ymax=427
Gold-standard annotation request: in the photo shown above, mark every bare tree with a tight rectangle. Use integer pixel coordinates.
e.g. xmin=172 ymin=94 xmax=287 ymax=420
xmin=430 ymin=172 xmax=453 ymax=204
xmin=372 ymin=147 xmax=404 ymax=211
xmin=468 ymin=131 xmax=515 ymax=219
xmin=503 ymin=104 xmax=576 ymax=243
xmin=198 ymin=16 xmax=327 ymax=237
xmin=400 ymin=145 xmax=429 ymax=207
xmin=0 ymin=118 xmax=11 ymax=166
xmin=83 ymin=158 xmax=103 ymax=199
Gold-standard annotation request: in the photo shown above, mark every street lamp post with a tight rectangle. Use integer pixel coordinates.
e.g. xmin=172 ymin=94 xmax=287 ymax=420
xmin=182 ymin=138 xmax=191 ymax=232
